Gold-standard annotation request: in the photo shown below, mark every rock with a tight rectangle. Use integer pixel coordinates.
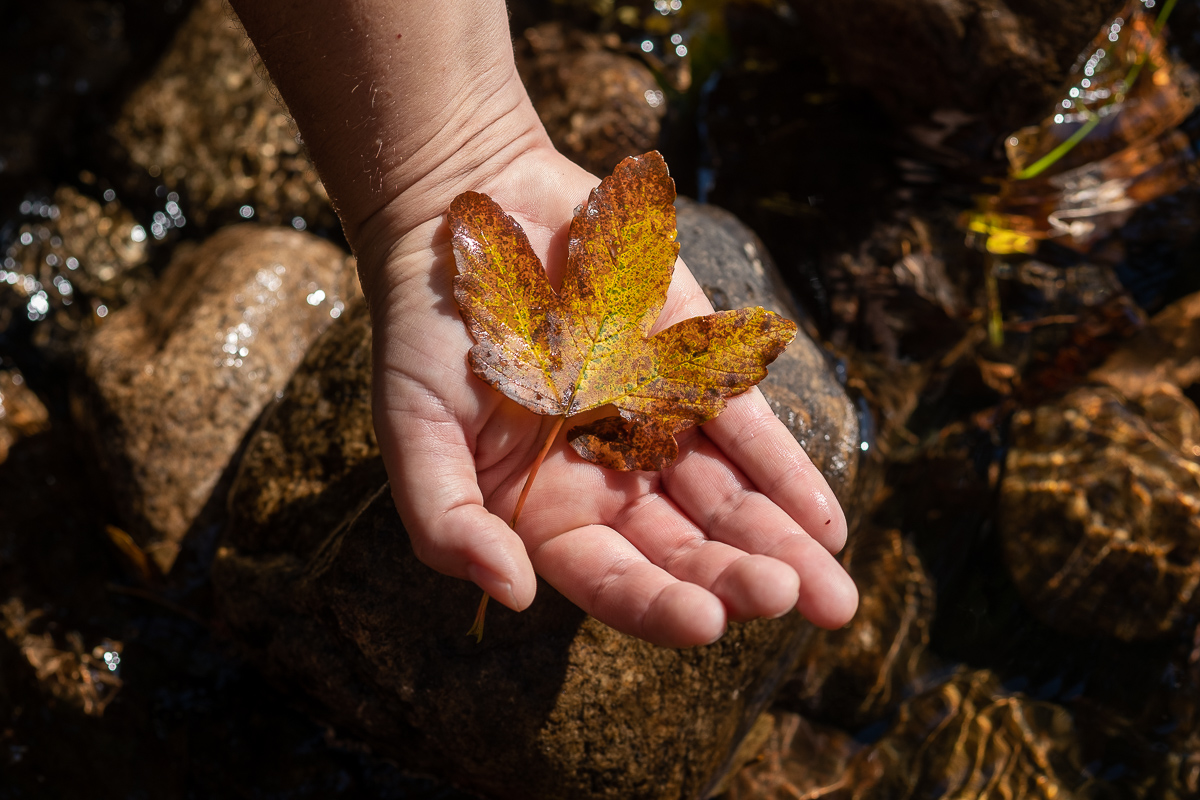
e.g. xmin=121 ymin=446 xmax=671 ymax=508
xmin=0 ymin=185 xmax=153 ymax=358
xmin=1000 ymin=291 xmax=1200 ymax=641
xmin=111 ymin=0 xmax=333 ymax=231
xmin=791 ymin=0 xmax=1125 ymax=130
xmin=721 ymin=712 xmax=866 ymax=800
xmin=846 ymin=669 xmax=1093 ymax=798
xmin=998 ymin=291 xmax=1200 ymax=642
xmin=1092 ymin=291 xmax=1200 ymax=403
xmin=1001 ymin=391 xmax=1200 ymax=641
xmin=0 ymin=368 xmax=49 ymax=465
xmin=775 ymin=525 xmax=936 ymax=729
xmin=75 ymin=224 xmax=358 ymax=574
xmin=516 ymin=22 xmax=666 ymax=177
xmin=0 ymin=597 xmax=123 ymax=717
xmin=676 ymin=197 xmax=860 ymax=500
xmin=212 ymin=202 xmax=860 ymax=799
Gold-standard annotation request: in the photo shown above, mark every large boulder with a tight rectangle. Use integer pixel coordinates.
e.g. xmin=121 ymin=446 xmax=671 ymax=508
xmin=212 ymin=200 xmax=861 ymax=799
xmin=75 ymin=224 xmax=358 ymax=573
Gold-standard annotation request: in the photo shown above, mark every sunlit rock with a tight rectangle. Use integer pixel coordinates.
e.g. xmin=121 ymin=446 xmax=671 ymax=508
xmin=516 ymin=22 xmax=666 ymax=177
xmin=111 ymin=0 xmax=333 ymax=231
xmin=75 ymin=224 xmax=358 ymax=573
xmin=211 ymin=202 xmax=860 ymax=800
xmin=1001 ymin=291 xmax=1200 ymax=641
xmin=0 ymin=368 xmax=49 ymax=465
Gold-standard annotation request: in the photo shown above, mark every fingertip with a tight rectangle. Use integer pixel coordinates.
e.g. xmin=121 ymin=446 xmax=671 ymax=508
xmin=643 ymin=583 xmax=726 ymax=648
xmin=405 ymin=503 xmax=536 ymax=611
xmin=463 ymin=563 xmax=525 ymax=614
xmin=797 ymin=566 xmax=859 ymax=630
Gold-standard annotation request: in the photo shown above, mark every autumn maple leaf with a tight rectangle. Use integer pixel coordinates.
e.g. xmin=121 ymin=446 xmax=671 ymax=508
xmin=450 ymin=151 xmax=796 ymax=471
xmin=449 ymin=151 xmax=796 ymax=639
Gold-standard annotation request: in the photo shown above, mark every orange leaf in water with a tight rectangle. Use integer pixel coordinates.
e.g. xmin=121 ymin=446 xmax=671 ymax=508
xmin=449 ymin=151 xmax=796 ymax=472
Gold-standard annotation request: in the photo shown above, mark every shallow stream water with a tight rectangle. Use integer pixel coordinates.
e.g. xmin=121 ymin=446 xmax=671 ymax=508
xmin=4 ymin=1 xmax=1200 ymax=797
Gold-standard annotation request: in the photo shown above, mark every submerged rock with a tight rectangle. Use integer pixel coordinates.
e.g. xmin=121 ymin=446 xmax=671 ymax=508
xmin=516 ymin=22 xmax=666 ymax=177
xmin=0 ymin=368 xmax=49 ymax=465
xmin=722 ymin=712 xmax=865 ymax=800
xmin=0 ymin=185 xmax=153 ymax=358
xmin=75 ymin=225 xmax=358 ymax=574
xmin=212 ymin=201 xmax=860 ymax=800
xmin=848 ymin=669 xmax=1092 ymax=799
xmin=111 ymin=0 xmax=332 ymax=231
xmin=1000 ymin=291 xmax=1200 ymax=641
xmin=776 ymin=525 xmax=936 ymax=729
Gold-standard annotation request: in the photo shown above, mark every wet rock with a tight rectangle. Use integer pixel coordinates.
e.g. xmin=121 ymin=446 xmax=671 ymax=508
xmin=721 ymin=712 xmax=865 ymax=800
xmin=776 ymin=526 xmax=936 ymax=729
xmin=792 ymin=0 xmax=1126 ymax=130
xmin=0 ymin=368 xmax=49 ymax=465
xmin=0 ymin=597 xmax=123 ymax=717
xmin=1003 ymin=382 xmax=1200 ymax=641
xmin=75 ymin=224 xmax=358 ymax=573
xmin=0 ymin=185 xmax=152 ymax=357
xmin=1001 ymin=388 xmax=1200 ymax=641
xmin=1001 ymin=291 xmax=1200 ymax=641
xmin=111 ymin=0 xmax=332 ymax=231
xmin=847 ymin=669 xmax=1093 ymax=798
xmin=516 ymin=22 xmax=666 ymax=177
xmin=212 ymin=203 xmax=860 ymax=800
xmin=1092 ymin=291 xmax=1200 ymax=403
xmin=676 ymin=197 xmax=860 ymax=499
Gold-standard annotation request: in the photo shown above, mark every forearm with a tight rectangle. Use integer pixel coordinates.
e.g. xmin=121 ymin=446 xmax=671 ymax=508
xmin=229 ymin=0 xmax=549 ymax=253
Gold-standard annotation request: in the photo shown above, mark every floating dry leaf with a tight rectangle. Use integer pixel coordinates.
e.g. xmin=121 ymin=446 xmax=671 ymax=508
xmin=963 ymin=0 xmax=1198 ymax=255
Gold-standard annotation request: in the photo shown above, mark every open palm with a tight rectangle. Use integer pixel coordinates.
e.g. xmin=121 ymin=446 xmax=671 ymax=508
xmin=367 ymin=146 xmax=857 ymax=648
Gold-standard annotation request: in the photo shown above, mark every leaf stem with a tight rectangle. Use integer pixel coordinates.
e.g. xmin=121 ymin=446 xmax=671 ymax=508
xmin=510 ymin=414 xmax=567 ymax=528
xmin=468 ymin=414 xmax=568 ymax=642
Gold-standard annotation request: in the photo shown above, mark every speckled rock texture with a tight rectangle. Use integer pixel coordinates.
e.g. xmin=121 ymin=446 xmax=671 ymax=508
xmin=516 ymin=22 xmax=666 ymax=176
xmin=75 ymin=225 xmax=358 ymax=573
xmin=676 ymin=197 xmax=860 ymax=501
xmin=0 ymin=185 xmax=153 ymax=358
xmin=790 ymin=0 xmax=1125 ymax=129
xmin=112 ymin=0 xmax=333 ymax=230
xmin=846 ymin=669 xmax=1091 ymax=799
xmin=1000 ymin=292 xmax=1200 ymax=641
xmin=775 ymin=525 xmax=936 ymax=729
xmin=0 ymin=368 xmax=49 ymax=466
xmin=723 ymin=712 xmax=864 ymax=800
xmin=212 ymin=202 xmax=860 ymax=800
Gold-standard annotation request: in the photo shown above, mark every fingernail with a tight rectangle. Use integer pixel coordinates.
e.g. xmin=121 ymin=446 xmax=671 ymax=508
xmin=467 ymin=562 xmax=517 ymax=610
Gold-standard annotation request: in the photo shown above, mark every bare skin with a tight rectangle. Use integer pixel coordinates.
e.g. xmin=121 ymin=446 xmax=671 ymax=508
xmin=229 ymin=0 xmax=858 ymax=648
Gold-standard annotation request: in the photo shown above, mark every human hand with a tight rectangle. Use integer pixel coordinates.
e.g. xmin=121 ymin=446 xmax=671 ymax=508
xmin=362 ymin=144 xmax=858 ymax=648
